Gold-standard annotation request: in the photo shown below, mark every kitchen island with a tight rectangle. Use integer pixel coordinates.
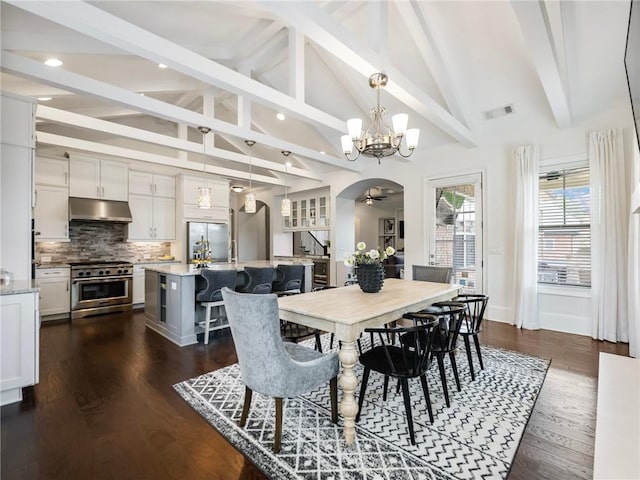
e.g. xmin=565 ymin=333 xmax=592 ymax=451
xmin=143 ymin=260 xmax=313 ymax=346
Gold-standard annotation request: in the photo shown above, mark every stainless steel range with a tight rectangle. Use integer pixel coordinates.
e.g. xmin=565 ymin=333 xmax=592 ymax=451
xmin=70 ymin=261 xmax=133 ymax=319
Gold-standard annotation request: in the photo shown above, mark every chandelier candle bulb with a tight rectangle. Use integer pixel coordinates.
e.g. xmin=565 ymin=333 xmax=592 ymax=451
xmin=341 ymin=135 xmax=353 ymax=155
xmin=347 ymin=118 xmax=363 ymax=139
xmin=392 ymin=114 xmax=408 ymax=135
xmin=406 ymin=129 xmax=420 ymax=150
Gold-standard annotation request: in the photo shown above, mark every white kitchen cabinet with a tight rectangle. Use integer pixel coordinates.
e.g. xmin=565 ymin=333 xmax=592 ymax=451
xmin=128 ymin=195 xmax=175 ymax=241
xmin=133 ymin=265 xmax=145 ymax=305
xmin=128 ymin=172 xmax=175 ymax=241
xmin=129 ymin=171 xmax=175 ymax=198
xmin=0 ymin=290 xmax=39 ymax=406
xmin=1 ymin=93 xmax=35 ymax=283
xmin=283 ymin=191 xmax=330 ymax=231
xmin=69 ymin=155 xmax=128 ymax=201
xmin=35 ymin=157 xmax=68 ymax=187
xmin=34 ymin=185 xmax=69 ymax=241
xmin=35 ymin=267 xmax=70 ymax=317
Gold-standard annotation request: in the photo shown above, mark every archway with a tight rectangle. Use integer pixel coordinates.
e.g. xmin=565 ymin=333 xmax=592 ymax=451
xmin=333 ymin=178 xmax=404 ymax=284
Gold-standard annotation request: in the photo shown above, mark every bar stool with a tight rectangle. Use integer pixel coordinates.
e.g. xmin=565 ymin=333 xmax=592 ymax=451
xmin=272 ymin=264 xmax=304 ymax=296
xmin=195 ymin=269 xmax=238 ymax=345
xmin=236 ymin=266 xmax=275 ymax=294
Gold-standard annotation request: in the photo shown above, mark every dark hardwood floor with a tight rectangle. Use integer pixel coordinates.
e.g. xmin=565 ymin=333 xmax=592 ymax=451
xmin=1 ymin=311 xmax=629 ymax=479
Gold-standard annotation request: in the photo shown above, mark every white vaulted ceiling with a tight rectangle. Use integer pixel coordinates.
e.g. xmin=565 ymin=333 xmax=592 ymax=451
xmin=0 ymin=1 xmax=632 ymax=188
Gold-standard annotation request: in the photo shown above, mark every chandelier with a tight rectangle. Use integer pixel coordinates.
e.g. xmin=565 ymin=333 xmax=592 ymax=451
xmin=197 ymin=126 xmax=212 ymax=208
xmin=341 ymin=73 xmax=420 ymax=164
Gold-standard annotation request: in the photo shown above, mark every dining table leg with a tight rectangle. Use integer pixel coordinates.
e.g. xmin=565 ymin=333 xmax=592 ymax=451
xmin=338 ymin=339 xmax=359 ymax=445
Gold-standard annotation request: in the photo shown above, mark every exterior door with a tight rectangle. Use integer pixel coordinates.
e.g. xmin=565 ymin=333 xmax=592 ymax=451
xmin=427 ymin=173 xmax=483 ymax=293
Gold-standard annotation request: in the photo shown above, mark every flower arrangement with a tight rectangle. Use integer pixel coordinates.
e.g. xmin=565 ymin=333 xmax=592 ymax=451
xmin=344 ymin=241 xmax=395 ymax=266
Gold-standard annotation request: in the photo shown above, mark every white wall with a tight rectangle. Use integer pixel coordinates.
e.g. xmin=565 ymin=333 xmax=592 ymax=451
xmin=277 ymin=101 xmax=635 ymax=336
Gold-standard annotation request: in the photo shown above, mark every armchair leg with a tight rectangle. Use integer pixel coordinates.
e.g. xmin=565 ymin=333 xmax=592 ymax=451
xmin=273 ymin=398 xmax=283 ymax=454
xmin=239 ymin=387 xmax=252 ymax=427
xmin=330 ymin=376 xmax=338 ymax=424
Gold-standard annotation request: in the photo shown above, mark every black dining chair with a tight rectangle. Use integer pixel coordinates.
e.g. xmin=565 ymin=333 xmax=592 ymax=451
xmin=235 ymin=266 xmax=275 ymax=294
xmin=412 ymin=265 xmax=453 ymax=283
xmin=356 ymin=313 xmax=439 ymax=445
xmin=455 ymin=294 xmax=489 ymax=381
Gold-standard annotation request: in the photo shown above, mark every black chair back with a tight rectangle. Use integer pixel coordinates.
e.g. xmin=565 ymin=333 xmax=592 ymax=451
xmin=365 ymin=315 xmax=438 ymax=377
xmin=455 ymin=294 xmax=489 ymax=334
xmin=272 ymin=264 xmax=304 ymax=294
xmin=236 ymin=266 xmax=275 ymax=294
xmin=430 ymin=301 xmax=466 ymax=352
xmin=195 ymin=269 xmax=238 ymax=302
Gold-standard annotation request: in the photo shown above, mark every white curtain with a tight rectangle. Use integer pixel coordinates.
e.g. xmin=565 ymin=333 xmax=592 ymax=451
xmin=627 ymin=135 xmax=640 ymax=358
xmin=590 ymin=129 xmax=628 ymax=343
xmin=513 ymin=145 xmax=539 ymax=329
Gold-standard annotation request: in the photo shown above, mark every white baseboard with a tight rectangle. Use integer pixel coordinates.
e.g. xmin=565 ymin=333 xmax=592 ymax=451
xmin=485 ymin=304 xmax=591 ymax=337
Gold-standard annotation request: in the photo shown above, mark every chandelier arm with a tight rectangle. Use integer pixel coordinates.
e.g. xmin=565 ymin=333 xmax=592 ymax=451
xmin=344 ymin=149 xmax=361 ymax=162
xmin=396 ymin=146 xmax=416 ymax=158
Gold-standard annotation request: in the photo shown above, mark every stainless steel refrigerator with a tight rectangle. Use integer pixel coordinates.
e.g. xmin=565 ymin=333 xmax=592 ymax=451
xmin=186 ymin=222 xmax=230 ymax=263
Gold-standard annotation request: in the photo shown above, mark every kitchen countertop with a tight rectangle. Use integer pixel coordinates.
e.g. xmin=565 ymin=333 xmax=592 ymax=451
xmin=0 ymin=280 xmax=39 ymax=296
xmin=36 ymin=263 xmax=70 ymax=269
xmin=145 ymin=260 xmax=314 ymax=277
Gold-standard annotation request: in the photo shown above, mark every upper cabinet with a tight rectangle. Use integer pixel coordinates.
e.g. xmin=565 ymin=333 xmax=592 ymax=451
xmin=69 ymin=155 xmax=128 ymax=201
xmin=127 ymin=171 xmax=176 ymax=241
xmin=34 ymin=157 xmax=69 ymax=242
xmin=35 ymin=157 xmax=68 ymax=187
xmin=283 ymin=190 xmax=330 ymax=231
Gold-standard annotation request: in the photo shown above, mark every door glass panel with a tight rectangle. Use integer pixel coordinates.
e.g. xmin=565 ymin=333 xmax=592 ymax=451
xmin=432 ymin=180 xmax=480 ymax=293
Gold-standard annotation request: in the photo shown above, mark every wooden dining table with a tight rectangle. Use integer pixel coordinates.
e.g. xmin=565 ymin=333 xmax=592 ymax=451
xmin=277 ymin=278 xmax=461 ymax=444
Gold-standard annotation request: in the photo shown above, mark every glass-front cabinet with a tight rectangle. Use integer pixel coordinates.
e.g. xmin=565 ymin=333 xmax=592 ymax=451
xmin=282 ymin=189 xmax=330 ymax=231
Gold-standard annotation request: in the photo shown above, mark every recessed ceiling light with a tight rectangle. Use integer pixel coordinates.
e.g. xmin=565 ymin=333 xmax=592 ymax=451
xmin=320 ymin=151 xmax=325 ymax=155
xmin=44 ymin=58 xmax=63 ymax=67
xmin=230 ymin=185 xmax=245 ymax=193
xmin=139 ymin=93 xmax=145 ymax=96
xmin=158 ymin=63 xmax=168 ymax=69
xmin=276 ymin=113 xmax=285 ymax=121
xmin=37 ymin=97 xmax=52 ymax=101
xmin=285 ymin=162 xmax=291 ymax=168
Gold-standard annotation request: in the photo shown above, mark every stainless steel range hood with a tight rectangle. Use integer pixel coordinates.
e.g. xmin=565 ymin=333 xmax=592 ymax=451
xmin=69 ymin=197 xmax=133 ymax=223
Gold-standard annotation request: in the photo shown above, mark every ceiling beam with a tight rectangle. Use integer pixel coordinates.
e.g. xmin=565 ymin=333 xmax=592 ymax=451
xmin=511 ymin=0 xmax=572 ymax=128
xmin=36 ymin=132 xmax=285 ymax=186
xmin=396 ymin=1 xmax=471 ymax=128
xmin=36 ymin=105 xmax=322 ymax=181
xmin=6 ymin=0 xmax=347 ymax=133
xmin=264 ymin=1 xmax=477 ymax=147
xmin=2 ymin=51 xmax=360 ymax=172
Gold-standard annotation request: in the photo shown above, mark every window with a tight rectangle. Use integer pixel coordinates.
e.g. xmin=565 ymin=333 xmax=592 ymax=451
xmin=538 ymin=166 xmax=591 ymax=287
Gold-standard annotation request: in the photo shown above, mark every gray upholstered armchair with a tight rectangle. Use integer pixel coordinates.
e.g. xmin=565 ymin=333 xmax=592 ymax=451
xmin=220 ymin=287 xmax=339 ymax=453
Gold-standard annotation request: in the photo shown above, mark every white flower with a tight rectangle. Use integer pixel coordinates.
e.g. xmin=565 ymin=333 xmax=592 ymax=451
xmin=356 ymin=241 xmax=366 ymax=251
xmin=344 ymin=253 xmax=354 ymax=266
xmin=385 ymin=246 xmax=396 ymax=256
xmin=368 ymin=249 xmax=380 ymax=260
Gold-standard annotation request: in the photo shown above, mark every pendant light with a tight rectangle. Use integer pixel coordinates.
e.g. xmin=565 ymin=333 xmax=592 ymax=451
xmin=244 ymin=140 xmax=256 ymax=213
xmin=281 ymin=150 xmax=291 ymax=217
xmin=197 ymin=126 xmax=212 ymax=209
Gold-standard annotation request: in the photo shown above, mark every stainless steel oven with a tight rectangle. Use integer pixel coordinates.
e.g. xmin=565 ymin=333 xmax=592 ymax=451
xmin=70 ymin=261 xmax=133 ymax=319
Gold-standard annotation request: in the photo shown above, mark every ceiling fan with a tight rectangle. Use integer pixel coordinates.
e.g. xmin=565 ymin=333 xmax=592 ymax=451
xmin=357 ymin=189 xmax=387 ymax=206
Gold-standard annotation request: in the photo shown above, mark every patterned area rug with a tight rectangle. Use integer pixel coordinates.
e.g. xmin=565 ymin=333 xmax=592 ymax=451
xmin=174 ymin=337 xmax=549 ymax=480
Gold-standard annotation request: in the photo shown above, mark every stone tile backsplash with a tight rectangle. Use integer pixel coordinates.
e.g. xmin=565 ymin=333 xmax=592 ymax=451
xmin=36 ymin=222 xmax=171 ymax=263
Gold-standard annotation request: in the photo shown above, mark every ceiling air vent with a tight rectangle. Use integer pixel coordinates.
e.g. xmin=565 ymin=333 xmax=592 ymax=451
xmin=483 ymin=104 xmax=514 ymax=120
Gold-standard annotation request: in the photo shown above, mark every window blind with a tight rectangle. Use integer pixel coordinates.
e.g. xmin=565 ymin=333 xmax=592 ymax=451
xmin=538 ymin=166 xmax=591 ymax=287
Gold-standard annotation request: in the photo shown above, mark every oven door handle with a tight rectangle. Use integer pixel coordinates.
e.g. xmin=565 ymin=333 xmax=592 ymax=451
xmin=73 ymin=276 xmax=132 ymax=284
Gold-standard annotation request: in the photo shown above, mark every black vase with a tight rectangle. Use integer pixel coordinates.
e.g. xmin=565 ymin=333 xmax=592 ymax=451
xmin=357 ymin=263 xmax=385 ymax=293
